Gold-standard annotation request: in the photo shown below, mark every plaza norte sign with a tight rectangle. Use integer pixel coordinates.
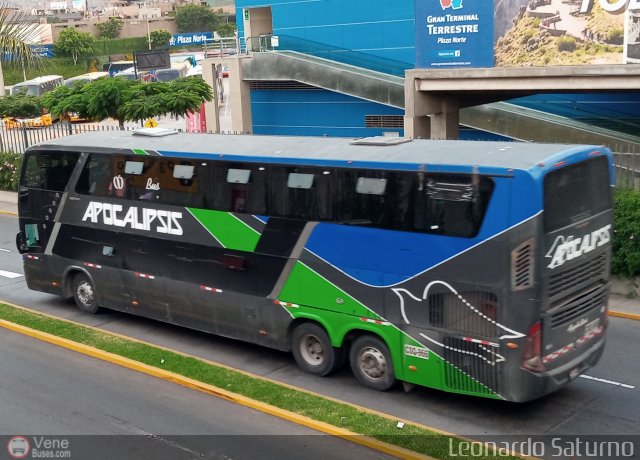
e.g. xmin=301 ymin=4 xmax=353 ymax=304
xmin=581 ymin=0 xmax=640 ymax=13
xmin=169 ymin=32 xmax=213 ymax=47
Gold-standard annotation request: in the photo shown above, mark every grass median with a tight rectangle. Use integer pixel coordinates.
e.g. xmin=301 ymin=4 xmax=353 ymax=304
xmin=0 ymin=302 xmax=519 ymax=460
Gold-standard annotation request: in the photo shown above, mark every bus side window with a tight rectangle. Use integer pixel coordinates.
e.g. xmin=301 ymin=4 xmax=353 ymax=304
xmin=22 ymin=154 xmax=47 ymax=189
xmin=23 ymin=152 xmax=79 ymax=191
xmin=76 ymin=155 xmax=112 ymax=196
xmin=414 ymin=174 xmax=494 ymax=238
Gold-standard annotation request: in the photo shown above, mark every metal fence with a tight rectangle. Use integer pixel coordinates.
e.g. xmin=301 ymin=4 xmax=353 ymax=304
xmin=0 ymin=123 xmax=133 ymax=155
xmin=613 ymin=152 xmax=640 ymax=190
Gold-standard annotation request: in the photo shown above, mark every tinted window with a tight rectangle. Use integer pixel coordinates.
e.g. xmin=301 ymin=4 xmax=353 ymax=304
xmin=22 ymin=151 xmax=80 ymax=191
xmin=414 ymin=174 xmax=494 ymax=238
xmin=544 ymin=155 xmax=611 ymax=232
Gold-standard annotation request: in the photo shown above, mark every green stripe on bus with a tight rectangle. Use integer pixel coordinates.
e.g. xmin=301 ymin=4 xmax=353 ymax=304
xmin=188 ymin=208 xmax=261 ymax=251
xmin=133 ymin=148 xmax=149 ymax=156
xmin=278 ymin=262 xmax=379 ymax=319
xmin=279 ymin=262 xmax=500 ymax=398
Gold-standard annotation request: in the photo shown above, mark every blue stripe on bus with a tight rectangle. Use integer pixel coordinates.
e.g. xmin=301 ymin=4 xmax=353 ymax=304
xmin=156 ymin=150 xmax=509 ymax=174
xmin=304 ymin=176 xmax=542 ymax=287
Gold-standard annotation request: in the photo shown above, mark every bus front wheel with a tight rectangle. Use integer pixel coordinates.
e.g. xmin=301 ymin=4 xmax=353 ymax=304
xmin=72 ymin=273 xmax=99 ymax=314
xmin=349 ymin=335 xmax=395 ymax=391
xmin=291 ymin=323 xmax=341 ymax=376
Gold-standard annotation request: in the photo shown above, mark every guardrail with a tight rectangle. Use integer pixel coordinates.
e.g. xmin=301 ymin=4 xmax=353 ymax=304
xmin=0 ymin=123 xmax=133 ymax=154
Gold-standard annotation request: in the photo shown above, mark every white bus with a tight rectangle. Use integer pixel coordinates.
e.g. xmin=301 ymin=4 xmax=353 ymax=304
xmin=154 ymin=62 xmax=189 ymax=82
xmin=11 ymin=75 xmax=64 ymax=97
xmin=5 ymin=75 xmax=64 ymax=128
xmin=64 ymin=71 xmax=109 ymax=87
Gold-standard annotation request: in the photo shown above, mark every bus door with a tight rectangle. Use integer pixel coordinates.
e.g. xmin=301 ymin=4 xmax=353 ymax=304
xmin=18 ymin=151 xmax=80 ymax=253
xmin=120 ymin=236 xmax=170 ymax=322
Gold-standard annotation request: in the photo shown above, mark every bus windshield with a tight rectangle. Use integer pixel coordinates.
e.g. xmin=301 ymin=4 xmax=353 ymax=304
xmin=543 ymin=155 xmax=612 ymax=232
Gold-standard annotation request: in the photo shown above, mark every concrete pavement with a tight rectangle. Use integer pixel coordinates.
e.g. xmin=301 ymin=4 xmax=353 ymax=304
xmin=1 ymin=189 xmax=638 ymax=320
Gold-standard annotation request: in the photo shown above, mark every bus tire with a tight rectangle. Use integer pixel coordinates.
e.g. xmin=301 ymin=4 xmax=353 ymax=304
xmin=291 ymin=323 xmax=340 ymax=376
xmin=349 ymin=335 xmax=395 ymax=391
xmin=72 ymin=273 xmax=99 ymax=314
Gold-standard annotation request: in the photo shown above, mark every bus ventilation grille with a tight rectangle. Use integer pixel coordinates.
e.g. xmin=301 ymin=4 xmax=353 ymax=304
xmin=511 ymin=239 xmax=534 ymax=291
xmin=443 ymin=337 xmax=497 ymax=395
xmin=548 ymin=253 xmax=606 ymax=299
xmin=550 ymin=283 xmax=607 ymax=328
xmin=429 ymin=291 xmax=498 ymax=337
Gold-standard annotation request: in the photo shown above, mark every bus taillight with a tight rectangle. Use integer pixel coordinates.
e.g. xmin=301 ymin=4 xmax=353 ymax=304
xmin=521 ymin=321 xmax=545 ymax=373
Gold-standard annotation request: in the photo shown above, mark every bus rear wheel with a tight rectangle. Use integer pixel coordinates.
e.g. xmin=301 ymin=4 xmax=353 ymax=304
xmin=349 ymin=335 xmax=395 ymax=391
xmin=72 ymin=273 xmax=99 ymax=314
xmin=291 ymin=323 xmax=341 ymax=376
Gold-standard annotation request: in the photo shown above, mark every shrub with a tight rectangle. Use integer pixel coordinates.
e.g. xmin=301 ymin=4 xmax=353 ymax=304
xmin=0 ymin=152 xmax=22 ymax=191
xmin=612 ymin=188 xmax=640 ymax=278
xmin=557 ymin=36 xmax=576 ymax=52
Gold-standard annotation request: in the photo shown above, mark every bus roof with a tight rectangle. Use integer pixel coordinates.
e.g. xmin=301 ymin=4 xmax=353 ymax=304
xmin=28 ymin=131 xmax=605 ymax=173
xmin=13 ymin=74 xmax=63 ymax=87
xmin=64 ymin=71 xmax=109 ymax=85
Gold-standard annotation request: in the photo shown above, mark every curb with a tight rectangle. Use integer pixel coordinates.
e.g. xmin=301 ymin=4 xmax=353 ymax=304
xmin=609 ymin=310 xmax=640 ymax=321
xmin=0 ymin=305 xmax=434 ymax=460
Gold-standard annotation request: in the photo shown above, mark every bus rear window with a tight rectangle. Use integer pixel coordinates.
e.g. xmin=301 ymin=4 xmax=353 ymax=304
xmin=544 ymin=155 xmax=611 ymax=232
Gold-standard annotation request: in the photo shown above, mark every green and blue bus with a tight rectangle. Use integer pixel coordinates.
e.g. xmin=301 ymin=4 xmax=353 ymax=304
xmin=16 ymin=130 xmax=613 ymax=402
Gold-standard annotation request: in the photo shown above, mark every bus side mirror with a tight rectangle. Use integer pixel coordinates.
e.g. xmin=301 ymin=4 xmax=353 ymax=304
xmin=16 ymin=232 xmax=27 ymax=254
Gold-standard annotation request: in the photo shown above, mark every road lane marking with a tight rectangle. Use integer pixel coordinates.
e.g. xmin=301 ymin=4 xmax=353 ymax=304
xmin=0 ymin=248 xmax=10 ymax=252
xmin=579 ymin=374 xmax=635 ymax=389
xmin=0 ymin=269 xmax=22 ymax=278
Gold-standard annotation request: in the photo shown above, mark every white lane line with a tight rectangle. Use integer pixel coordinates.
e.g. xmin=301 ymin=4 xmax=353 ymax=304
xmin=579 ymin=374 xmax=635 ymax=389
xmin=0 ymin=270 xmax=22 ymax=279
xmin=0 ymin=248 xmax=10 ymax=253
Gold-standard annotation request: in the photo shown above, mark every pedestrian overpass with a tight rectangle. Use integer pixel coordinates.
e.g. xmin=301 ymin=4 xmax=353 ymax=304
xmin=205 ymin=51 xmax=640 ymax=152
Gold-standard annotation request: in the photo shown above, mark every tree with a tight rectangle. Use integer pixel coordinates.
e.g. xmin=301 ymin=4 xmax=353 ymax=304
xmin=0 ymin=94 xmax=43 ymax=118
xmin=0 ymin=4 xmax=45 ymax=95
xmin=217 ymin=22 xmax=236 ymax=38
xmin=150 ymin=29 xmax=173 ymax=49
xmin=42 ymin=76 xmax=213 ymax=128
xmin=175 ymin=4 xmax=221 ymax=33
xmin=96 ymin=17 xmax=124 ymax=39
xmin=54 ymin=28 xmax=95 ymax=65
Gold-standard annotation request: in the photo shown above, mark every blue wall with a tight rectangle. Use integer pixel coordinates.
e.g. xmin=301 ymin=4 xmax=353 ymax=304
xmin=251 ymin=89 xmax=404 ymax=137
xmin=237 ymin=0 xmax=415 ymax=74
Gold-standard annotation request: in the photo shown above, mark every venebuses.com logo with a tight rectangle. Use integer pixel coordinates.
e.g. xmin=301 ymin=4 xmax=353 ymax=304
xmin=6 ymin=436 xmax=30 ymax=459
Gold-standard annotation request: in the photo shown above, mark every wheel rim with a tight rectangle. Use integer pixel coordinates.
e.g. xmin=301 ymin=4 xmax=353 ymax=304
xmin=77 ymin=281 xmax=94 ymax=307
xmin=358 ymin=346 xmax=387 ymax=382
xmin=299 ymin=333 xmax=325 ymax=366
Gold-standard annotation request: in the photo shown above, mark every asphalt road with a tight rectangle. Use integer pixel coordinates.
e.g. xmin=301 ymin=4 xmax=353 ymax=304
xmin=0 ymin=214 xmax=638 ymax=440
xmin=0 ymin=321 xmax=393 ymax=460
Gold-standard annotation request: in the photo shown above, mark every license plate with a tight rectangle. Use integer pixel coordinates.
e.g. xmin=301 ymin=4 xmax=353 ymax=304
xmin=585 ymin=318 xmax=600 ymax=335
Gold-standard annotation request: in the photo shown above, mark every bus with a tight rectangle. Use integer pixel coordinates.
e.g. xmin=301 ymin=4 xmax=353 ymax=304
xmin=63 ymin=72 xmax=110 ymax=122
xmin=4 ymin=75 xmax=64 ymax=128
xmin=15 ymin=130 xmax=613 ymax=402
xmin=64 ymin=71 xmax=109 ymax=87
xmin=154 ymin=62 xmax=189 ymax=82
xmin=103 ymin=60 xmax=135 ymax=77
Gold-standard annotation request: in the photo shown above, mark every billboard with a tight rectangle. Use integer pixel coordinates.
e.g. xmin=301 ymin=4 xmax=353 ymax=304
xmin=415 ymin=0 xmax=494 ymax=68
xmin=416 ymin=0 xmax=629 ymax=68
xmin=169 ymin=32 xmax=214 ymax=47
xmin=135 ymin=48 xmax=170 ymax=71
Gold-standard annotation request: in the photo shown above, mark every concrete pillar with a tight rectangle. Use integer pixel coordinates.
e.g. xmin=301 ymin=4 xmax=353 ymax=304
xmin=404 ymin=75 xmax=461 ymax=140
xmin=430 ymin=97 xmax=459 ymax=140
xmin=404 ymin=75 xmax=431 ymax=139
xmin=224 ymin=56 xmax=253 ymax=134
xmin=202 ymin=60 xmax=220 ymax=133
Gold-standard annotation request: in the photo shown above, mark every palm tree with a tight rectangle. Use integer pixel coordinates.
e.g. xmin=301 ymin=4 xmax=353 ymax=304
xmin=0 ymin=3 xmax=44 ymax=95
